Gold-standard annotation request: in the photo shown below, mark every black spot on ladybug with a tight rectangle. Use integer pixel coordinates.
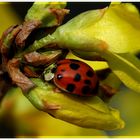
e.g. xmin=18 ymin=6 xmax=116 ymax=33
xmin=66 ymin=84 xmax=75 ymax=92
xmin=57 ymin=74 xmax=63 ymax=80
xmin=61 ymin=69 xmax=65 ymax=72
xmin=69 ymin=63 xmax=80 ymax=70
xmin=91 ymin=81 xmax=99 ymax=94
xmin=82 ymin=86 xmax=91 ymax=94
xmin=86 ymin=70 xmax=94 ymax=77
xmin=74 ymin=73 xmax=81 ymax=82
xmin=84 ymin=79 xmax=91 ymax=85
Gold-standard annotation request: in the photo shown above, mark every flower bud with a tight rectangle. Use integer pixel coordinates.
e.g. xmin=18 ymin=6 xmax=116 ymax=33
xmin=26 ymin=78 xmax=124 ymax=130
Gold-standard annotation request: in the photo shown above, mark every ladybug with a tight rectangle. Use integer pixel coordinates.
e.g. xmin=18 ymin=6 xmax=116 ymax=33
xmin=44 ymin=59 xmax=99 ymax=96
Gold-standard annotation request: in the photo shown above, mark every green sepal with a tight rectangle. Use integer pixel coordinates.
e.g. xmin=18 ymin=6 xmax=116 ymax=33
xmin=25 ymin=2 xmax=69 ymax=27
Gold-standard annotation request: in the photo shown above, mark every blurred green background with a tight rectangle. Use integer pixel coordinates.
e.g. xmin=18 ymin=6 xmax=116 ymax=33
xmin=0 ymin=2 xmax=140 ymax=138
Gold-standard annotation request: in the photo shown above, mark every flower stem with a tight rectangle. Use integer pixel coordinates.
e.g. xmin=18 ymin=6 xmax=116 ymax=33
xmin=15 ymin=34 xmax=56 ymax=58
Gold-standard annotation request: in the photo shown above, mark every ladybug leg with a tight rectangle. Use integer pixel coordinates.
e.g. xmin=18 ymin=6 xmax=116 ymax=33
xmin=96 ymin=68 xmax=111 ymax=81
xmin=43 ymin=100 xmax=61 ymax=110
xmin=99 ymin=83 xmax=118 ymax=98
xmin=53 ymin=87 xmax=62 ymax=93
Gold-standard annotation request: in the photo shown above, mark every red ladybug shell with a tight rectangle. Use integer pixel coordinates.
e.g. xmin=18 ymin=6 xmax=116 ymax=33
xmin=53 ymin=59 xmax=99 ymax=96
